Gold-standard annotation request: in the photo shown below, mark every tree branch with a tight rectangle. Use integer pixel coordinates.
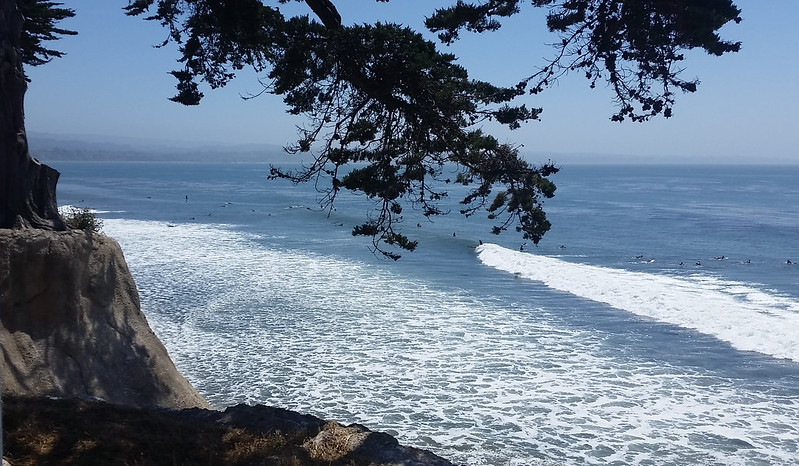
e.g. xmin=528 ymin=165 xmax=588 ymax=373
xmin=304 ymin=0 xmax=341 ymax=28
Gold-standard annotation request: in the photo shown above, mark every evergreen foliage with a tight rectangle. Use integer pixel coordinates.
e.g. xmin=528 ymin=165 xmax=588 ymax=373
xmin=61 ymin=206 xmax=103 ymax=233
xmin=427 ymin=0 xmax=742 ymax=122
xmin=17 ymin=0 xmax=76 ymax=67
xmin=124 ymin=0 xmax=741 ymax=258
xmin=8 ymin=1 xmax=741 ymax=257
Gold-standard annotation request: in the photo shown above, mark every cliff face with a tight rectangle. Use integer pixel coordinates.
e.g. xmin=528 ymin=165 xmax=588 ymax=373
xmin=0 ymin=228 xmax=209 ymax=410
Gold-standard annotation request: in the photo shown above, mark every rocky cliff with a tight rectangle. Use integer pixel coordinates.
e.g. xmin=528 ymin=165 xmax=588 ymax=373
xmin=0 ymin=228 xmax=455 ymax=465
xmin=0 ymin=228 xmax=209 ymax=410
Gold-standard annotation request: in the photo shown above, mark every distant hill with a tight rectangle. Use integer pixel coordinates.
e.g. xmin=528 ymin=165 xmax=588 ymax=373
xmin=28 ymin=133 xmax=771 ymax=166
xmin=27 ymin=133 xmax=299 ymax=163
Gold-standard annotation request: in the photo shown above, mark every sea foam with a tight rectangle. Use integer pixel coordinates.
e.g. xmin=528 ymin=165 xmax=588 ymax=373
xmin=101 ymin=219 xmax=799 ymax=465
xmin=477 ymin=243 xmax=799 ymax=362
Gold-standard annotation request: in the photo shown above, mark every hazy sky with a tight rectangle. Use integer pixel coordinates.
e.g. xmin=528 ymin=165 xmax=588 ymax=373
xmin=24 ymin=1 xmax=799 ymax=164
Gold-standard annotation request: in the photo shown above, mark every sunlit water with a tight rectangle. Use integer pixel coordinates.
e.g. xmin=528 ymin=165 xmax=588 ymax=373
xmin=57 ymin=162 xmax=799 ymax=465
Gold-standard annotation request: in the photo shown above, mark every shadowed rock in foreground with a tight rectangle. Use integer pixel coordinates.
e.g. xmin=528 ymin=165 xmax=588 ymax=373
xmin=3 ymin=396 xmax=454 ymax=465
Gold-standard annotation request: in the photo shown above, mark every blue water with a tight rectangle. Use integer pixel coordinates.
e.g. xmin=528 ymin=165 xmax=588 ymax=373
xmin=54 ymin=162 xmax=799 ymax=465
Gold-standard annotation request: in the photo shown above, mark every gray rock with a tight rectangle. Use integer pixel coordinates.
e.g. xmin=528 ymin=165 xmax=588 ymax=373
xmin=0 ymin=228 xmax=209 ymax=410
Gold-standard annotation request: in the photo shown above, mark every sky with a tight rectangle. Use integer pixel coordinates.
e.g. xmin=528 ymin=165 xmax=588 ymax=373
xmin=23 ymin=1 xmax=799 ymax=164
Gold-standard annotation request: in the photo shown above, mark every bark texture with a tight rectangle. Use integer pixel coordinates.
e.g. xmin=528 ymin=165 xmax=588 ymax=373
xmin=0 ymin=0 xmax=65 ymax=230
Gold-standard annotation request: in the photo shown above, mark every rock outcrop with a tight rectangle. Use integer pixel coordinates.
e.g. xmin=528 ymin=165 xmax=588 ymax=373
xmin=0 ymin=228 xmax=209 ymax=410
xmin=218 ymin=404 xmax=452 ymax=465
xmin=3 ymin=396 xmax=455 ymax=465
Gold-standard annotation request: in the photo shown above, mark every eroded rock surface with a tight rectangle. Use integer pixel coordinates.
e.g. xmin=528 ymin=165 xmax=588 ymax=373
xmin=0 ymin=229 xmax=209 ymax=409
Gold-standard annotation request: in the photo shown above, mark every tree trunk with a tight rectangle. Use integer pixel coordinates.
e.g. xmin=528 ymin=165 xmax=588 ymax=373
xmin=0 ymin=0 xmax=65 ymax=230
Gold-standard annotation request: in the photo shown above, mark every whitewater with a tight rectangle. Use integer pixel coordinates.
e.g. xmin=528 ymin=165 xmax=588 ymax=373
xmin=56 ymin=162 xmax=799 ymax=465
xmin=477 ymin=243 xmax=799 ymax=362
xmin=100 ymin=218 xmax=799 ymax=466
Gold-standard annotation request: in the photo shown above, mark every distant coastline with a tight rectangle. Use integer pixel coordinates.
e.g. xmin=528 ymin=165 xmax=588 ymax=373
xmin=28 ymin=133 xmax=297 ymax=163
xmin=28 ymin=132 xmax=798 ymax=166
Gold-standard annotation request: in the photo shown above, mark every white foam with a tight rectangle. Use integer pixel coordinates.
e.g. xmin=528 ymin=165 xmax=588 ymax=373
xmin=102 ymin=220 xmax=799 ymax=465
xmin=58 ymin=204 xmax=124 ymax=215
xmin=477 ymin=243 xmax=799 ymax=362
xmin=58 ymin=204 xmax=79 ymax=214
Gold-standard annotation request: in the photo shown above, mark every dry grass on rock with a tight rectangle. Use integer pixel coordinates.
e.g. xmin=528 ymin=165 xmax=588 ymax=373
xmin=3 ymin=397 xmax=312 ymax=466
xmin=2 ymin=396 xmax=453 ymax=466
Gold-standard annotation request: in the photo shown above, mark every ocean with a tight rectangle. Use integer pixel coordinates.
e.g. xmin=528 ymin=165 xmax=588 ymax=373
xmin=54 ymin=161 xmax=799 ymax=465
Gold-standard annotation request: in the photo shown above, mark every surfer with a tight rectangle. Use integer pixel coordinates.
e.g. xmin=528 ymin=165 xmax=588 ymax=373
xmin=695 ymin=261 xmax=701 ymax=266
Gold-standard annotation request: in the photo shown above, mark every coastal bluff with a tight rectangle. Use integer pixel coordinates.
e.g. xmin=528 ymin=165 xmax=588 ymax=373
xmin=0 ymin=228 xmax=454 ymax=465
xmin=0 ymin=228 xmax=209 ymax=409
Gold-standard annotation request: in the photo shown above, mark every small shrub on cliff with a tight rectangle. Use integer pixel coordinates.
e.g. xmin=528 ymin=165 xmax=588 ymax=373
xmin=62 ymin=206 xmax=103 ymax=232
